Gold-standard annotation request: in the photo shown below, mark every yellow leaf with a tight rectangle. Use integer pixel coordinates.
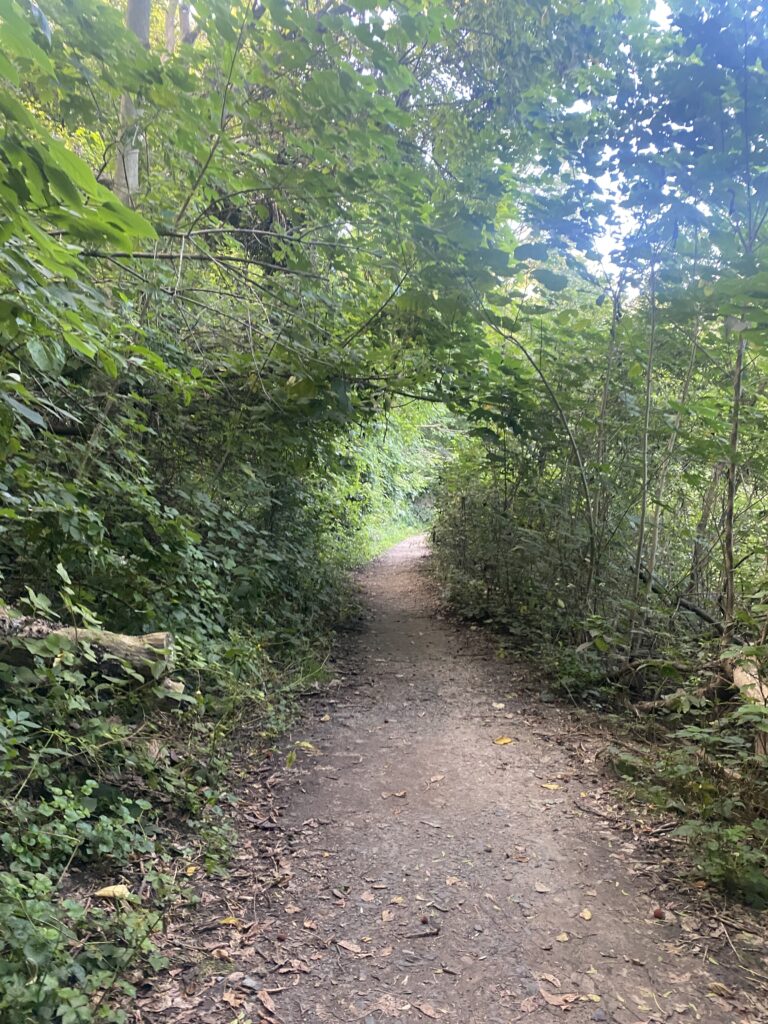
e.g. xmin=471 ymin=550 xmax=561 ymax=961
xmin=580 ymin=908 xmax=592 ymax=920
xmin=185 ymin=865 xmax=198 ymax=876
xmin=541 ymin=782 xmax=560 ymax=790
xmin=320 ymin=713 xmax=331 ymax=722
xmin=494 ymin=736 xmax=513 ymax=745
xmin=555 ymin=931 xmax=570 ymax=942
xmin=218 ymin=916 xmax=243 ymax=926
xmin=94 ymin=885 xmax=130 ymax=899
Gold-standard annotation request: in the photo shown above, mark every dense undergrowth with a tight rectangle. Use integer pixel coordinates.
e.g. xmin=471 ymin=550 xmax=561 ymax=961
xmin=431 ymin=320 xmax=768 ymax=904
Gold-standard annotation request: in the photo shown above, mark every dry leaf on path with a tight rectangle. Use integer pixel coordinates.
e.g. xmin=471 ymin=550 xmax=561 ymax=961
xmin=222 ymin=991 xmax=245 ymax=1008
xmin=541 ymin=782 xmax=560 ymax=791
xmin=492 ymin=702 xmax=505 ymax=709
xmin=381 ymin=909 xmax=394 ymax=922
xmin=540 ymin=973 xmax=561 ymax=988
xmin=520 ymin=995 xmax=539 ymax=1012
xmin=493 ymin=737 xmax=513 ymax=745
xmin=540 ymin=988 xmax=578 ymax=1008
xmin=217 ymin=916 xmax=243 ymax=926
xmin=257 ymin=989 xmax=277 ymax=1014
xmin=534 ymin=882 xmax=551 ymax=893
xmin=413 ymin=1002 xmax=440 ymax=1019
xmin=361 ymin=891 xmax=375 ymax=902
xmin=381 ymin=790 xmax=407 ymax=799
xmin=303 ymin=919 xmax=317 ymax=930
xmin=446 ymin=876 xmax=461 ymax=886
xmin=94 ymin=884 xmax=130 ymax=899
xmin=555 ymin=931 xmax=570 ymax=942
xmin=429 ymin=774 xmax=445 ymax=784
xmin=580 ymin=908 xmax=592 ymax=920
xmin=337 ymin=939 xmax=362 ymax=954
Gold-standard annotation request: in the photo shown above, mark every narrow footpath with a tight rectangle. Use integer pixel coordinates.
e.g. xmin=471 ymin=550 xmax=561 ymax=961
xmin=141 ymin=537 xmax=767 ymax=1024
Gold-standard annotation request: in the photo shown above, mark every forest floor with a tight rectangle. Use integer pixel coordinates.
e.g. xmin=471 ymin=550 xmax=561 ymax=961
xmin=137 ymin=537 xmax=768 ymax=1024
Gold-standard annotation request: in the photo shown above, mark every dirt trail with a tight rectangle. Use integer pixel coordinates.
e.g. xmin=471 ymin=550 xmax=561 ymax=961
xmin=143 ymin=537 xmax=767 ymax=1024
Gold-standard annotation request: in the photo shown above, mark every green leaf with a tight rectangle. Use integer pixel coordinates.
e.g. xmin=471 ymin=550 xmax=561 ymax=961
xmin=531 ymin=268 xmax=568 ymax=291
xmin=514 ymin=243 xmax=549 ymax=260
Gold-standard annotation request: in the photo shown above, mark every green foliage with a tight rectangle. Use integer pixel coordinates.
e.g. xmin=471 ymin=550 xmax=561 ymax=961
xmin=10 ymin=0 xmax=768 ymax=1012
xmin=430 ymin=0 xmax=768 ymax=906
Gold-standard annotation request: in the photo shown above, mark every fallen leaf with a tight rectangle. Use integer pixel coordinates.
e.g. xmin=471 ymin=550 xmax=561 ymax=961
xmin=381 ymin=909 xmax=394 ymax=922
xmin=580 ymin=908 xmax=593 ymax=921
xmin=555 ymin=931 xmax=570 ymax=942
xmin=446 ymin=876 xmax=461 ymax=886
xmin=520 ymin=995 xmax=539 ymax=1012
xmin=257 ymin=989 xmax=277 ymax=1014
xmin=285 ymin=903 xmax=301 ymax=915
xmin=494 ymin=736 xmax=513 ymax=745
xmin=492 ymin=702 xmax=505 ymax=709
xmin=708 ymin=982 xmax=733 ymax=998
xmin=94 ymin=885 xmax=130 ymax=899
xmin=390 ymin=895 xmax=404 ymax=905
xmin=222 ymin=991 xmax=245 ymax=1008
xmin=320 ymin=714 xmax=331 ymax=722
xmin=361 ymin=891 xmax=375 ymax=902
xmin=185 ymin=865 xmax=198 ymax=877
xmin=381 ymin=790 xmax=407 ymax=799
xmin=303 ymin=919 xmax=317 ymax=930
xmin=540 ymin=989 xmax=578 ymax=1008
xmin=218 ymin=916 xmax=243 ymax=927
xmin=413 ymin=1002 xmax=439 ymax=1019
xmin=429 ymin=774 xmax=445 ymax=784
xmin=540 ymin=973 xmax=561 ymax=988
xmin=534 ymin=882 xmax=551 ymax=893
xmin=337 ymin=939 xmax=362 ymax=954
xmin=379 ymin=946 xmax=393 ymax=957
xmin=541 ymin=782 xmax=560 ymax=791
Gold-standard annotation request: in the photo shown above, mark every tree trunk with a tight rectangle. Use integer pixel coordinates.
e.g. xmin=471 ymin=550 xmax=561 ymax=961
xmin=0 ymin=616 xmax=174 ymax=681
xmin=115 ymin=0 xmax=152 ymax=206
xmin=723 ymin=323 xmax=748 ymax=643
xmin=180 ymin=3 xmax=191 ymax=36
xmin=165 ymin=0 xmax=178 ymax=53
xmin=630 ymin=259 xmax=658 ymax=653
xmin=688 ymin=463 xmax=723 ymax=601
